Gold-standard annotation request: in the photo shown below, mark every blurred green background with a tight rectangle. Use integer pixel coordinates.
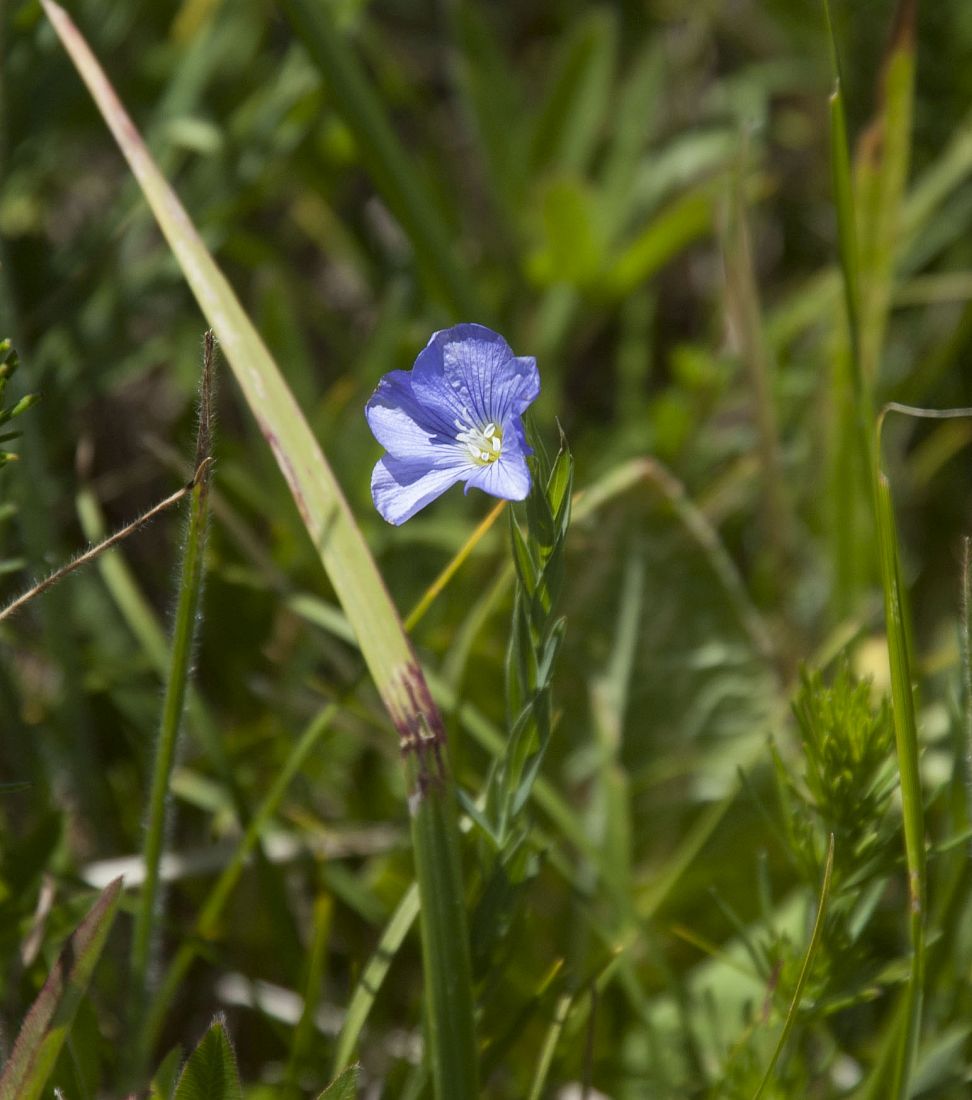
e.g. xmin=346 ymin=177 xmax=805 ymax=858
xmin=3 ymin=0 xmax=972 ymax=1095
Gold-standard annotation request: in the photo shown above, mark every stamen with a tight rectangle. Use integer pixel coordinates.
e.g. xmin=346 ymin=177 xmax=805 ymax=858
xmin=455 ymin=420 xmax=503 ymax=466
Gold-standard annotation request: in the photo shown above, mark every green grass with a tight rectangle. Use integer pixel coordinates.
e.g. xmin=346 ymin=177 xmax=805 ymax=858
xmin=2 ymin=1 xmax=972 ymax=1096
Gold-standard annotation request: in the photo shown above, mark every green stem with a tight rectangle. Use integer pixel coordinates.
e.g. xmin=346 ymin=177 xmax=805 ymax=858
xmin=130 ymin=454 xmax=212 ymax=1023
xmin=408 ymin=758 xmax=479 ymax=1098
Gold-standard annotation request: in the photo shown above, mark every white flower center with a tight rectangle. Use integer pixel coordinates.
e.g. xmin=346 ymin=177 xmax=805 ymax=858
xmin=455 ymin=420 xmax=502 ymax=466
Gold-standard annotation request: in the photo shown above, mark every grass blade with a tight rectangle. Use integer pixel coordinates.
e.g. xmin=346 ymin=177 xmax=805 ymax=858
xmin=752 ymin=834 xmax=835 ymax=1100
xmin=332 ymin=883 xmax=420 ymax=1075
xmin=279 ymin=0 xmax=483 ymax=319
xmin=42 ymin=6 xmax=479 ymax=1093
xmin=0 ymin=878 xmax=122 ymax=1100
xmin=145 ymin=701 xmax=341 ymax=1055
xmin=721 ymin=152 xmax=791 ymax=590
xmin=526 ymin=991 xmax=574 ymax=1100
xmin=874 ymin=471 xmax=925 ymax=1095
xmin=285 ymin=893 xmax=334 ymax=1093
xmin=39 ymin=0 xmax=417 ymax=718
xmin=823 ymin=4 xmax=925 ymax=1092
xmin=854 ymin=0 xmax=916 ymax=385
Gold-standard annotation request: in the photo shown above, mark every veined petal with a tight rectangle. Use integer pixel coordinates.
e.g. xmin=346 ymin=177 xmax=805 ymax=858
xmin=464 ymin=450 xmax=530 ymax=501
xmin=365 ymin=370 xmax=455 ymax=459
xmin=504 ymin=357 xmax=541 ymax=415
xmin=412 ymin=324 xmax=522 ymax=429
xmin=371 ymin=454 xmax=471 ymax=525
xmin=485 ymin=356 xmax=539 ymax=424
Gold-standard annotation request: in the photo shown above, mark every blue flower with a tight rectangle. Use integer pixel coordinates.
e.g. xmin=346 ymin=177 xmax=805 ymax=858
xmin=365 ymin=323 xmax=540 ymax=525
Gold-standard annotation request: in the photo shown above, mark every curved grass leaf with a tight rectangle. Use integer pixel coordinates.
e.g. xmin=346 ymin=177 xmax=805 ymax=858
xmin=41 ymin=6 xmax=478 ymax=1095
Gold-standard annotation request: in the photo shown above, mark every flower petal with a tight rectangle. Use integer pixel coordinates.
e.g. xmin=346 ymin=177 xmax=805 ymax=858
xmin=464 ymin=450 xmax=531 ymax=501
xmin=412 ymin=324 xmax=534 ymax=430
xmin=365 ymin=370 xmax=457 ymax=461
xmin=364 ymin=324 xmax=540 ymax=522
xmin=371 ymin=454 xmax=471 ymax=525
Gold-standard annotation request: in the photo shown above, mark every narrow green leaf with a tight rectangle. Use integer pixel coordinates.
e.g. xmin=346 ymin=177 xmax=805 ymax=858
xmin=332 ymin=886 xmax=419 ymax=1075
xmin=528 ymin=10 xmax=616 ymax=176
xmin=150 ymin=1045 xmax=183 ymax=1100
xmin=828 ymin=83 xmax=863 ymax=397
xmin=721 ymin=153 xmax=790 ymax=583
xmin=875 ymin=472 xmax=925 ymax=1096
xmin=285 ymin=893 xmax=333 ymax=1093
xmin=278 ymin=0 xmax=482 ymax=318
xmin=447 ymin=2 xmax=527 ymax=235
xmin=600 ymin=41 xmax=663 ymax=244
xmin=824 ymin=5 xmax=925 ymax=1092
xmin=146 ymin=701 xmax=341 ymax=1054
xmin=527 ymin=990 xmax=578 ymax=1100
xmin=854 ymin=0 xmax=916 ymax=385
xmin=509 ymin=513 xmax=537 ymax=595
xmin=173 ymin=1017 xmax=243 ymax=1100
xmin=317 ymin=1063 xmax=359 ymax=1100
xmin=0 ymin=877 xmax=123 ymax=1100
xmin=752 ymin=835 xmax=835 ymax=1099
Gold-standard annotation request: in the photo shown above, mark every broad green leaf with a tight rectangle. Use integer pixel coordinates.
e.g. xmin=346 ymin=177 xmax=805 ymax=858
xmin=608 ymin=189 xmax=712 ymax=296
xmin=527 ymin=176 xmax=606 ymax=289
xmin=0 ymin=878 xmax=122 ymax=1100
xmin=173 ymin=1018 xmax=243 ymax=1100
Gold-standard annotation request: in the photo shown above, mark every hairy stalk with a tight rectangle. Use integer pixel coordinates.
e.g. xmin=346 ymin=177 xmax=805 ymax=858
xmin=129 ymin=334 xmax=215 ymax=1043
xmin=0 ymin=471 xmax=201 ymax=625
